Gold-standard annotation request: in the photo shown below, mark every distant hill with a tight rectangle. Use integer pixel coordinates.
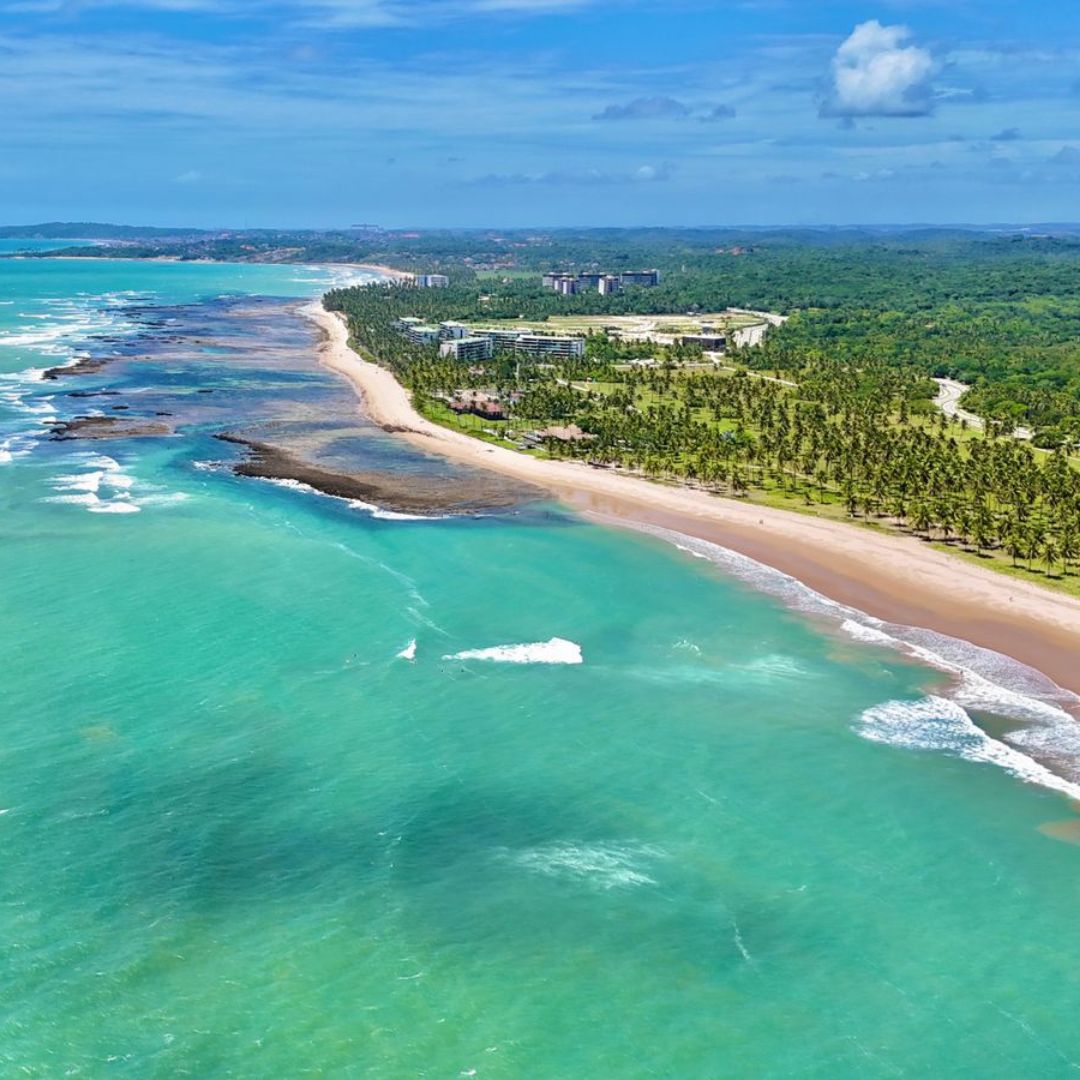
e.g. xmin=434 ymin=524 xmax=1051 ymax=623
xmin=0 ymin=222 xmax=210 ymax=239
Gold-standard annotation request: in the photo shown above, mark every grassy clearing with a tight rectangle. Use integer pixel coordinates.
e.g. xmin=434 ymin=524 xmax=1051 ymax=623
xmin=470 ymin=311 xmax=762 ymax=336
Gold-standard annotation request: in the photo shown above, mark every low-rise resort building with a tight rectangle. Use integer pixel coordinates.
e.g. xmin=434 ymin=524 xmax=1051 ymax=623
xmin=439 ymin=336 xmax=494 ymax=362
xmin=513 ymin=334 xmax=585 ymax=359
xmin=394 ymin=318 xmax=586 ymax=360
xmin=447 ymin=391 xmax=509 ymax=420
xmin=404 ymin=324 xmax=440 ymax=346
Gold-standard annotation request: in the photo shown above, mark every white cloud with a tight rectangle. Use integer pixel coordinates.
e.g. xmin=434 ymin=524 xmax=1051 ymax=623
xmin=823 ymin=20 xmax=935 ymax=118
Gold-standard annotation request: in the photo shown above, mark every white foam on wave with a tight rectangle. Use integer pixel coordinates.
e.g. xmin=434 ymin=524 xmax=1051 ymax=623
xmin=136 ymin=492 xmax=189 ymax=507
xmin=0 ymin=429 xmax=41 ymax=464
xmin=396 ymin=639 xmax=417 ymax=661
xmin=256 ymin=477 xmax=452 ymax=521
xmin=349 ymin=499 xmax=454 ymax=522
xmin=52 ymin=470 xmax=106 ymax=493
xmin=42 ymin=454 xmax=186 ymax=515
xmin=0 ymin=296 xmax=140 ymax=356
xmin=641 ymin=524 xmax=1080 ymax=793
xmin=88 ymin=500 xmax=141 ymax=514
xmin=496 ymin=841 xmax=664 ymax=889
xmin=0 ymin=292 xmax=145 ymax=468
xmin=261 ymin=477 xmax=309 ymax=492
xmin=631 ymin=655 xmax=805 ymax=687
xmin=742 ymin=654 xmax=808 ymax=679
xmin=856 ymin=696 xmax=1080 ymax=801
xmin=443 ymin=637 xmax=583 ymax=665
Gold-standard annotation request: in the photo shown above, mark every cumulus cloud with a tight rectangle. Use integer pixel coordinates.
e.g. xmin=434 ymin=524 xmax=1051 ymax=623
xmin=821 ymin=20 xmax=935 ymax=118
xmin=593 ymin=96 xmax=691 ymax=121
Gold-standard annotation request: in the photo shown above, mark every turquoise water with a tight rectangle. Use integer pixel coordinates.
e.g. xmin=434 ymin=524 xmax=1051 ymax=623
xmin=2 ymin=260 xmax=1080 ymax=1078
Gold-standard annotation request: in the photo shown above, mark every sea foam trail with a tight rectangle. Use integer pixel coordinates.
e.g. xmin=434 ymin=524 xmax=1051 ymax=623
xmin=257 ymin=477 xmax=453 ymax=521
xmin=496 ymin=841 xmax=663 ymax=889
xmin=856 ymin=697 xmax=1080 ymax=801
xmin=42 ymin=453 xmax=187 ymax=515
xmin=444 ymin=638 xmax=583 ymax=665
xmin=0 ymin=294 xmax=144 ymax=466
xmin=640 ymin=524 xmax=1080 ymax=796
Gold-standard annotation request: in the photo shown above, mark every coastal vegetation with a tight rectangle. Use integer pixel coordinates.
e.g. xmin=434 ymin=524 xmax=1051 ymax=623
xmin=326 ymin=274 xmax=1080 ymax=594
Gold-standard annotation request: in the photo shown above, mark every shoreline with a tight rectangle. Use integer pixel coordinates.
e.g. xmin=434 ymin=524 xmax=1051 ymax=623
xmin=5 ymin=253 xmax=414 ymax=281
xmin=338 ymin=262 xmax=413 ymax=283
xmin=302 ymin=300 xmax=1080 ymax=702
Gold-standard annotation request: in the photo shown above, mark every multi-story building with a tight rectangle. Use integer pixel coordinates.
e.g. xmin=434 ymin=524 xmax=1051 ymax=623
xmin=513 ymin=334 xmax=585 ymax=359
xmin=598 ymin=275 xmax=621 ymax=295
xmin=473 ymin=327 xmax=528 ymax=349
xmin=393 ymin=316 xmax=423 ymax=330
xmin=545 ymin=269 xmax=660 ymax=292
xmin=415 ymin=274 xmax=450 ymax=288
xmin=439 ymin=336 xmax=494 ymax=362
xmin=404 ymin=324 xmax=440 ymax=346
xmin=620 ymin=269 xmax=662 ymax=287
xmin=439 ymin=321 xmax=469 ymax=339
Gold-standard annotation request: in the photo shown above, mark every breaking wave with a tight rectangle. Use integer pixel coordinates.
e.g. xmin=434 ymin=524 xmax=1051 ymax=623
xmin=0 ymin=293 xmax=145 ymax=466
xmin=443 ymin=638 xmax=583 ymax=665
xmin=641 ymin=524 xmax=1080 ymax=794
xmin=855 ymin=696 xmax=1080 ymax=801
xmin=42 ymin=453 xmax=187 ymax=515
xmin=255 ymin=476 xmax=454 ymax=521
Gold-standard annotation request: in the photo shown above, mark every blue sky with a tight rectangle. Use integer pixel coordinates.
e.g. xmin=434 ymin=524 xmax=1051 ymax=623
xmin=2 ymin=0 xmax=1079 ymax=227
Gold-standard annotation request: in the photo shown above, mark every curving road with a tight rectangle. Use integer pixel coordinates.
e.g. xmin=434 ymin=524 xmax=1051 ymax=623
xmin=933 ymin=377 xmax=1032 ymax=440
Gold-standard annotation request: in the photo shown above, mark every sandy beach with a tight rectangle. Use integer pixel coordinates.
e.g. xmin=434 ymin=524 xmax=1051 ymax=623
xmin=303 ymin=300 xmax=1080 ymax=699
xmin=341 ymin=262 xmax=414 ymax=283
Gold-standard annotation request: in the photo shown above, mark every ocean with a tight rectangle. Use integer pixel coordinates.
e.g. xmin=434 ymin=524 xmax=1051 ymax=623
xmin=2 ymin=255 xmax=1079 ymax=1078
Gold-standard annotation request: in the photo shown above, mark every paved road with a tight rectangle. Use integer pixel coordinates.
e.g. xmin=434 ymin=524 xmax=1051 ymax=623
xmin=933 ymin=377 xmax=1032 ymax=440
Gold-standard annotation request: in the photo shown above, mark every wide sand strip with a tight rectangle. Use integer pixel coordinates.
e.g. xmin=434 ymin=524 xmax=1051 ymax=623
xmin=302 ymin=300 xmax=1080 ymax=700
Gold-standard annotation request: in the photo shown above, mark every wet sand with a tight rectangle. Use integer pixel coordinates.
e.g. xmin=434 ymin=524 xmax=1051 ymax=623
xmin=304 ymin=300 xmax=1080 ymax=699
